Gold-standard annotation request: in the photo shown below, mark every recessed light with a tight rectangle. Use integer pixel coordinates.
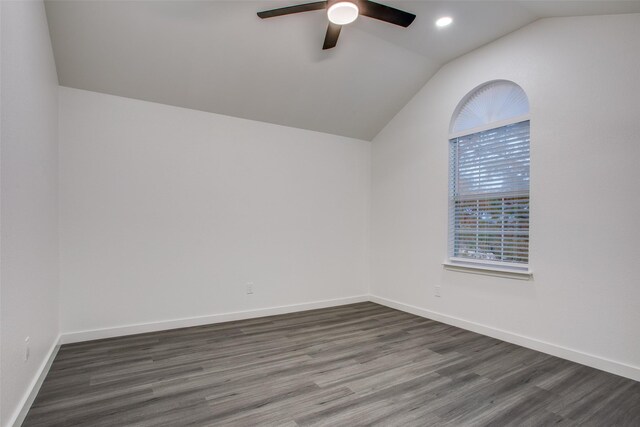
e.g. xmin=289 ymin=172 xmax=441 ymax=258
xmin=436 ymin=16 xmax=453 ymax=28
xmin=327 ymin=2 xmax=359 ymax=25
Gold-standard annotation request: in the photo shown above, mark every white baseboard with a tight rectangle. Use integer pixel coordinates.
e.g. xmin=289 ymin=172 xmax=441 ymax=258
xmin=370 ymin=294 xmax=640 ymax=383
xmin=9 ymin=335 xmax=61 ymax=427
xmin=60 ymin=295 xmax=369 ymax=345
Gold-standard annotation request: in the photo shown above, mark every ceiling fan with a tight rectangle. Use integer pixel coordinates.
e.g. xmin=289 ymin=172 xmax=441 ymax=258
xmin=257 ymin=0 xmax=416 ymax=50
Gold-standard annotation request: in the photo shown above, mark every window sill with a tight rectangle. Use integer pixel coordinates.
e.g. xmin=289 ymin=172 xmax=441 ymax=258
xmin=443 ymin=260 xmax=533 ymax=280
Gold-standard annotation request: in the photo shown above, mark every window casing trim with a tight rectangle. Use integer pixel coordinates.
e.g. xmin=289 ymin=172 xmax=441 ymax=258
xmin=449 ymin=114 xmax=530 ymax=139
xmin=448 ymin=118 xmax=531 ymax=272
xmin=443 ymin=258 xmax=533 ymax=280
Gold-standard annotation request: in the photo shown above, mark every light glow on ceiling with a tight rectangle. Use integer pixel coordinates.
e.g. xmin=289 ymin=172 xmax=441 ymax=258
xmin=435 ymin=16 xmax=453 ymax=28
xmin=327 ymin=2 xmax=359 ymax=25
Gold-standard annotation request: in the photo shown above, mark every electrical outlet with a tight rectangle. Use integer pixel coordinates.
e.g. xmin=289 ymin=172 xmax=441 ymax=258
xmin=246 ymin=282 xmax=254 ymax=295
xmin=25 ymin=336 xmax=30 ymax=362
xmin=435 ymin=286 xmax=442 ymax=298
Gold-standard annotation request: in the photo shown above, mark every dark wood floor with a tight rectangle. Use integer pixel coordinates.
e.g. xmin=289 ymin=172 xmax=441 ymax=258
xmin=24 ymin=302 xmax=640 ymax=426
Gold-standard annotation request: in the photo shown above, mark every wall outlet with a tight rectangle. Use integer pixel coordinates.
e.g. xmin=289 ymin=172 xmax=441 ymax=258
xmin=246 ymin=282 xmax=254 ymax=295
xmin=25 ymin=336 xmax=30 ymax=362
xmin=435 ymin=286 xmax=442 ymax=298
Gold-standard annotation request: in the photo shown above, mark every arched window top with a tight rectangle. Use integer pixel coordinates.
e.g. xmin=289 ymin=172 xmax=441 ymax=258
xmin=450 ymin=80 xmax=529 ymax=135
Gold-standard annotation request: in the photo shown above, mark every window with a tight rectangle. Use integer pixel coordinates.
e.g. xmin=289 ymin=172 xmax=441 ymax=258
xmin=447 ymin=81 xmax=531 ymax=276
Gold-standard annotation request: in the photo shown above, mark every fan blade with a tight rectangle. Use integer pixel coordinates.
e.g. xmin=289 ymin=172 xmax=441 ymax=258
xmin=257 ymin=1 xmax=327 ymax=19
xmin=322 ymin=22 xmax=342 ymax=50
xmin=359 ymin=0 xmax=415 ymax=27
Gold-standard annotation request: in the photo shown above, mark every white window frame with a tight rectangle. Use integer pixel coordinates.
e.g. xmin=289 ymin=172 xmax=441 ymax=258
xmin=444 ymin=83 xmax=532 ymax=279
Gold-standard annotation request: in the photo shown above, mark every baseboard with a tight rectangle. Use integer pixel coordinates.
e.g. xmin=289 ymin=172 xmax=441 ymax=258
xmin=8 ymin=335 xmax=61 ymax=427
xmin=369 ymin=295 xmax=640 ymax=383
xmin=60 ymin=295 xmax=369 ymax=345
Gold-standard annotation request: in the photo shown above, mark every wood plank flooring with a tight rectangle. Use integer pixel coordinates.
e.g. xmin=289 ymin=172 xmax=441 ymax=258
xmin=24 ymin=302 xmax=640 ymax=426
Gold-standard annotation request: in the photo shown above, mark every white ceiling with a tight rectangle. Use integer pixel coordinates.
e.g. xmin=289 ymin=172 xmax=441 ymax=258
xmin=45 ymin=1 xmax=640 ymax=140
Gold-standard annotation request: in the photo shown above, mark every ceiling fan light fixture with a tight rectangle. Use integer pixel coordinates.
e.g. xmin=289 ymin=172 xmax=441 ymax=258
xmin=327 ymin=1 xmax=359 ymax=25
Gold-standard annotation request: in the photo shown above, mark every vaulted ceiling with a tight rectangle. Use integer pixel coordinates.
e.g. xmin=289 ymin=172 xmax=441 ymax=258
xmin=45 ymin=1 xmax=640 ymax=140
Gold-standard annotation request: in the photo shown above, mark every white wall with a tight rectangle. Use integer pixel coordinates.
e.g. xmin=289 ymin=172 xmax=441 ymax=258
xmin=371 ymin=14 xmax=640 ymax=379
xmin=59 ymin=87 xmax=370 ymax=335
xmin=0 ymin=1 xmax=59 ymax=425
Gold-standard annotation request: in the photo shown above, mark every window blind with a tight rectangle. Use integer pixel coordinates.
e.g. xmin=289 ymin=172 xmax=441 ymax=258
xmin=449 ymin=120 xmax=530 ymax=265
